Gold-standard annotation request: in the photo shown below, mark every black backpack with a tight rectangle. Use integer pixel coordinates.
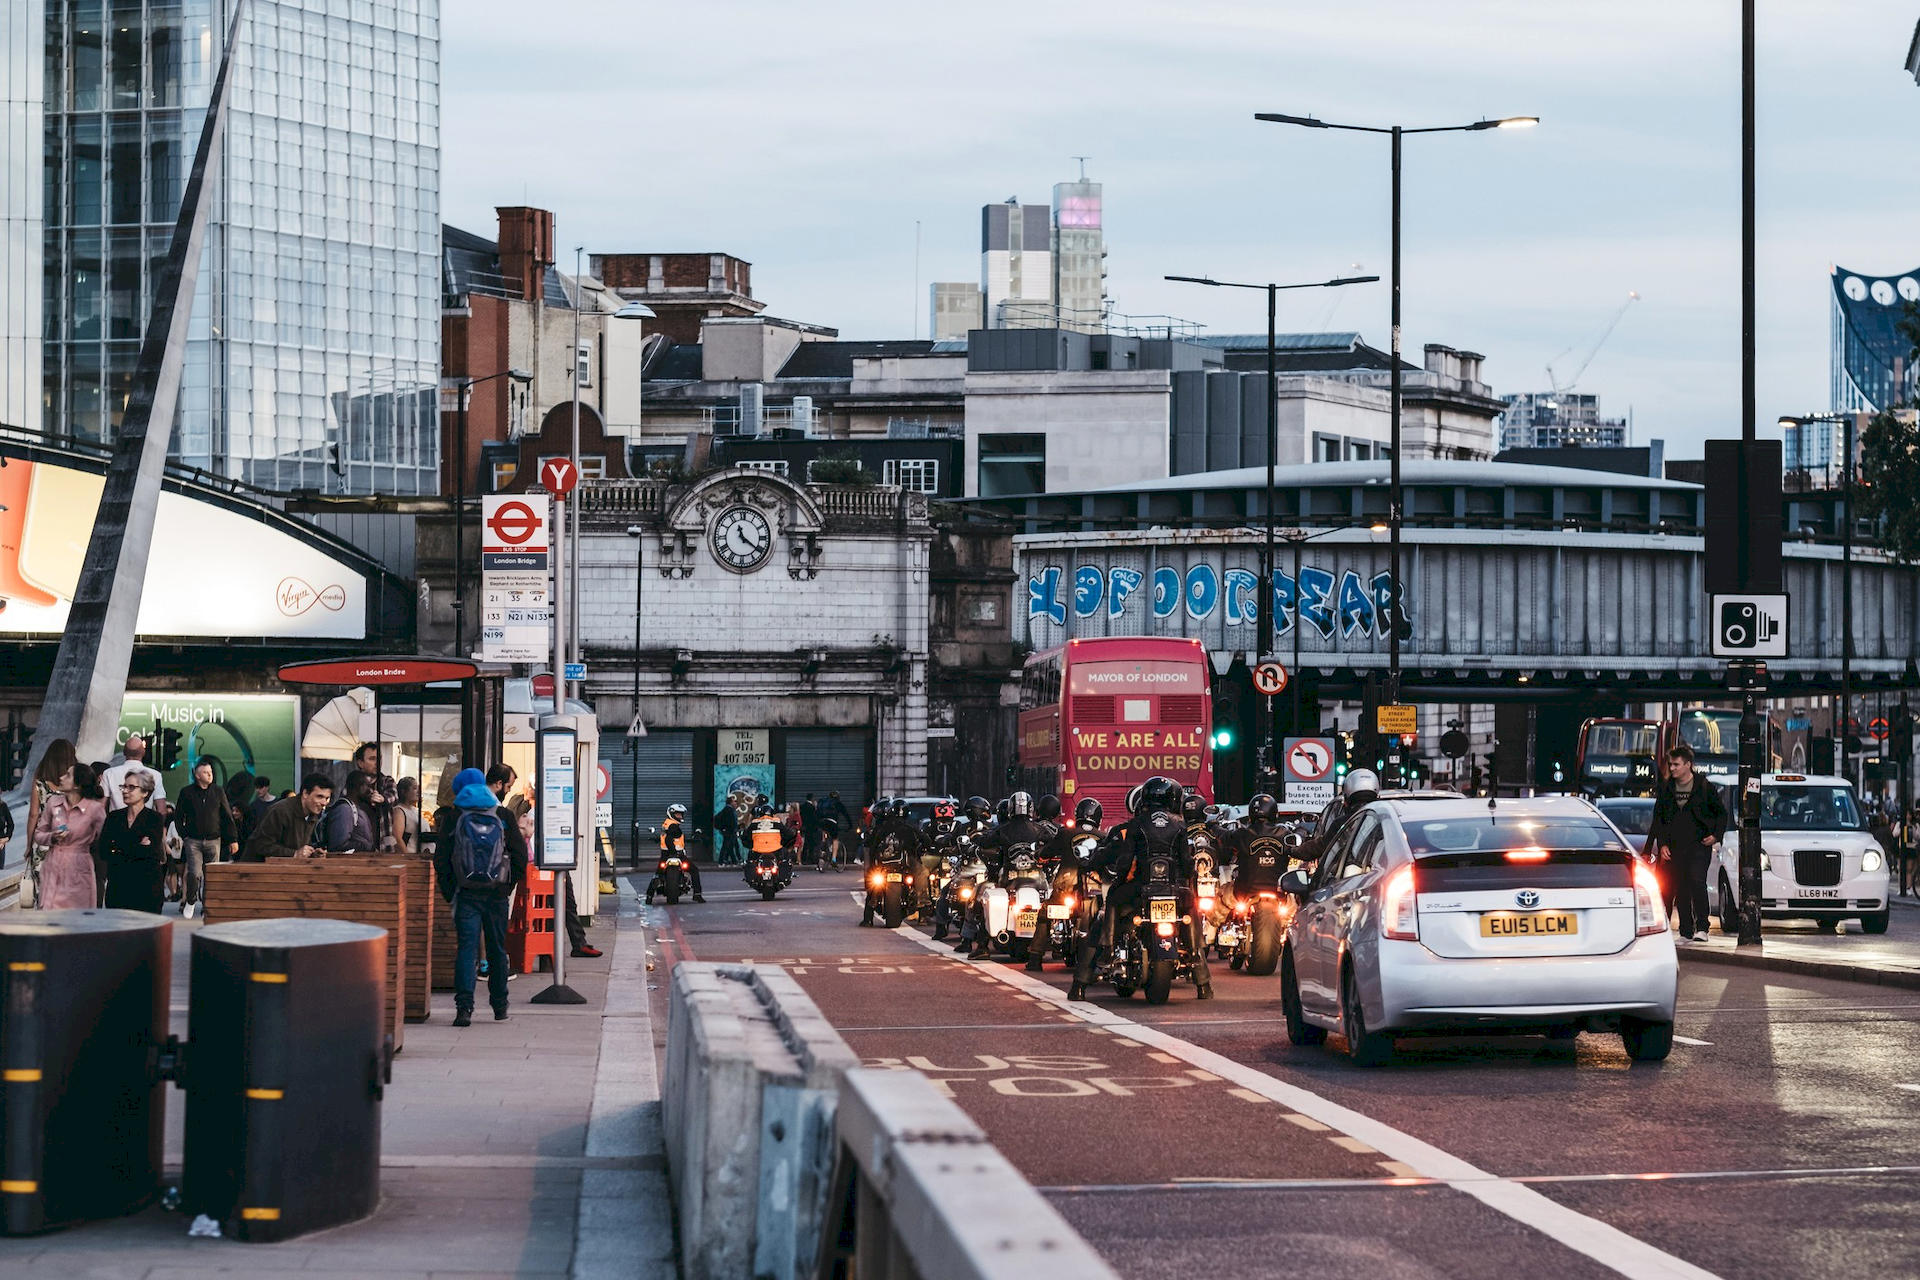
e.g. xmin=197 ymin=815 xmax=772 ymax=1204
xmin=451 ymin=810 xmax=510 ymax=890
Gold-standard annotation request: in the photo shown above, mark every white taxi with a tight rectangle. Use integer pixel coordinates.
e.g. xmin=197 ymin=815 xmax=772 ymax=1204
xmin=1706 ymin=774 xmax=1890 ymax=934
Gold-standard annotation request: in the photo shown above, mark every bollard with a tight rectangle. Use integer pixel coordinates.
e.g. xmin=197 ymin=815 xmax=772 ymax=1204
xmin=181 ymin=918 xmax=390 ymax=1242
xmin=0 ymin=909 xmax=171 ymax=1235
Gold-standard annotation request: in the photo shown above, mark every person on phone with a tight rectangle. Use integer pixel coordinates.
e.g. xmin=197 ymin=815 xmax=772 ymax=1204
xmin=1647 ymin=743 xmax=1729 ymax=943
xmin=32 ymin=761 xmax=106 ymax=909
xmin=244 ymin=775 xmax=333 ymax=861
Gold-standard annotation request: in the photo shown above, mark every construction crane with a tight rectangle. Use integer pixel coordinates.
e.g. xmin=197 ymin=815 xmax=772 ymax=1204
xmin=1546 ymin=291 xmax=1639 ymax=398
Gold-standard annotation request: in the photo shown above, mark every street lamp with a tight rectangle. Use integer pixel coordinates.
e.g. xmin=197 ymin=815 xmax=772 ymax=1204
xmin=1276 ymin=521 xmax=1388 ymax=765
xmin=1164 ymin=270 xmax=1377 ymax=766
xmin=1255 ymin=111 xmax=1537 ymax=711
xmin=1780 ymin=412 xmax=1856 ymax=784
xmin=625 ymin=522 xmax=646 ymax=869
xmin=452 ymin=366 xmax=532 ymax=657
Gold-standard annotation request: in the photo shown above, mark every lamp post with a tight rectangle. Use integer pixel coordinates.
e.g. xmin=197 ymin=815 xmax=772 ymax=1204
xmin=1163 ymin=271 xmax=1377 ymax=768
xmin=626 ymin=523 xmax=645 ymax=869
xmin=451 ymin=366 xmax=532 ymax=657
xmin=1255 ymin=111 xmax=1536 ymax=710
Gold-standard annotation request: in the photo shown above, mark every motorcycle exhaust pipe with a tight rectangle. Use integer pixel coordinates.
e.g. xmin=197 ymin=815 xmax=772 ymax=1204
xmin=994 ymin=930 xmax=1011 ymax=944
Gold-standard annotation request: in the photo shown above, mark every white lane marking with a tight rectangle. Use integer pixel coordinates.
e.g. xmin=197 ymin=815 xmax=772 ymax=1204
xmin=1672 ymin=1035 xmax=1712 ymax=1047
xmin=1227 ymin=1088 xmax=1272 ymax=1104
xmin=901 ymin=928 xmax=1722 ymax=1280
xmin=1283 ymin=1113 xmax=1332 ymax=1132
xmin=1896 ymin=1083 xmax=1920 ymax=1093
xmin=1331 ymin=1135 xmax=1379 ymax=1154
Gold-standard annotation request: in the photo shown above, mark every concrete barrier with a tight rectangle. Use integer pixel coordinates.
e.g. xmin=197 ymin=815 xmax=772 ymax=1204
xmin=816 ymin=1068 xmax=1121 ymax=1280
xmin=663 ymin=962 xmax=858 ymax=1280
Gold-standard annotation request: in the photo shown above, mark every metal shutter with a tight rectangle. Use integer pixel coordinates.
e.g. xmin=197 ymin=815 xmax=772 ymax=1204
xmin=607 ymin=731 xmax=695 ymax=848
xmin=782 ymin=730 xmax=871 ymax=816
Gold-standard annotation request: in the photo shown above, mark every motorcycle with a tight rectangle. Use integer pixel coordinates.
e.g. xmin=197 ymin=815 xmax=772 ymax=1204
xmin=745 ymin=850 xmax=793 ymax=900
xmin=865 ymin=855 xmax=912 ymax=928
xmin=1103 ymin=852 xmax=1199 ymax=1005
xmin=1034 ymin=841 xmax=1093 ymax=968
xmin=979 ymin=842 xmax=1047 ymax=960
xmin=657 ymin=854 xmax=689 ymax=905
xmin=937 ymin=843 xmax=989 ymax=943
xmin=1220 ymin=829 xmax=1304 ymax=975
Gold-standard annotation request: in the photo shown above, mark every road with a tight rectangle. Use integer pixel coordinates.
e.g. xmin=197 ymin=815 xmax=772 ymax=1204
xmin=644 ymin=870 xmax=1920 ymax=1280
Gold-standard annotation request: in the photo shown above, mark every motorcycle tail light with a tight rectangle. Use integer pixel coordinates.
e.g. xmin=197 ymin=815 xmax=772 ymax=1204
xmin=869 ymin=871 xmax=885 ymax=889
xmin=1062 ymin=893 xmax=1076 ymax=912
xmin=1381 ymin=864 xmax=1418 ymax=941
xmin=1634 ymin=861 xmax=1667 ymax=936
xmin=960 ymin=886 xmax=973 ymax=900
xmin=1234 ymin=902 xmax=1250 ymax=917
xmin=1155 ymin=922 xmax=1176 ymax=937
xmin=1199 ymin=895 xmax=1215 ymax=913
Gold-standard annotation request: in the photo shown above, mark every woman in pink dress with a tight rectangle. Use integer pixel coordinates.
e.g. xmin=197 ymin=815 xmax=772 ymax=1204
xmin=31 ymin=762 xmax=107 ymax=910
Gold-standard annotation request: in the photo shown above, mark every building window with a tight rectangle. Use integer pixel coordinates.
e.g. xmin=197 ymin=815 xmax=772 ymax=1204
xmin=1345 ymin=439 xmax=1372 ymax=461
xmin=575 ymin=342 xmax=592 ymax=388
xmin=978 ymin=433 xmax=1046 ymax=497
xmin=883 ymin=458 xmax=939 ymax=493
xmin=1313 ymin=434 xmax=1341 ymax=463
xmin=579 ymin=455 xmax=607 ymax=479
xmin=738 ymin=459 xmax=789 ymax=477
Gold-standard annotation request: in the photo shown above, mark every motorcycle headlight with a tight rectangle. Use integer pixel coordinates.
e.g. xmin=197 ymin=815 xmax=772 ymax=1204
xmin=1862 ymin=848 xmax=1885 ymax=874
xmin=959 ymin=885 xmax=974 ymax=900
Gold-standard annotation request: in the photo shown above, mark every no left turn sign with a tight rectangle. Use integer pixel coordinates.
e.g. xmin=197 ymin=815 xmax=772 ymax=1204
xmin=1285 ymin=738 xmax=1334 ymax=782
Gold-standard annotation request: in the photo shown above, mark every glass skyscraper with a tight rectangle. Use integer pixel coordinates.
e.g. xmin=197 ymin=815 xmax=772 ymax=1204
xmin=41 ymin=0 xmax=440 ymax=494
xmin=2 ymin=0 xmax=43 ymax=434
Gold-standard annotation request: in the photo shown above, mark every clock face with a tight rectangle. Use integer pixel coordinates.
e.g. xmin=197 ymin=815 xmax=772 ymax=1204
xmin=1872 ymin=279 xmax=1897 ymax=306
xmin=710 ymin=505 xmax=773 ymax=572
xmin=1843 ymin=276 xmax=1868 ymax=301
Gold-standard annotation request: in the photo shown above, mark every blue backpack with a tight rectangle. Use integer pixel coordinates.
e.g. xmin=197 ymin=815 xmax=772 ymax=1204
xmin=451 ymin=810 xmax=510 ymax=890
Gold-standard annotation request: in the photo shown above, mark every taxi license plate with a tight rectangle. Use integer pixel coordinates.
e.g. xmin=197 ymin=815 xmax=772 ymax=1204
xmin=1480 ymin=912 xmax=1578 ymax=938
xmin=1047 ymin=904 xmax=1071 ymax=919
xmin=1148 ymin=899 xmax=1178 ymax=923
xmin=1798 ymin=888 xmax=1840 ymax=899
xmin=1015 ymin=910 xmax=1038 ymax=930
xmin=885 ymin=872 xmax=903 ymax=882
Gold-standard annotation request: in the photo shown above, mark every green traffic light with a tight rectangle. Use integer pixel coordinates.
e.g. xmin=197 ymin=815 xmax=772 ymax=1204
xmin=1212 ymin=728 xmax=1235 ymax=750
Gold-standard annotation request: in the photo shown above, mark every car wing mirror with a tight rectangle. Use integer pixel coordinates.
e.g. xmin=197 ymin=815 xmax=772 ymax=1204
xmin=1279 ymin=868 xmax=1313 ymax=896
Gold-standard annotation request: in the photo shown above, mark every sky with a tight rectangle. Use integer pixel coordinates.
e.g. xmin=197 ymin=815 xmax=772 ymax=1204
xmin=441 ymin=1 xmax=1920 ymax=460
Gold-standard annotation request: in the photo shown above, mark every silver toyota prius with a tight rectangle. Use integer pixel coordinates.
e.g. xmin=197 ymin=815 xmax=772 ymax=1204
xmin=1278 ymin=793 xmax=1677 ymax=1065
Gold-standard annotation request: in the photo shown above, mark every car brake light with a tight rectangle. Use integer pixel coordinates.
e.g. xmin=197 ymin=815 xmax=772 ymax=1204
xmin=1506 ymin=848 xmax=1550 ymax=862
xmin=1634 ymin=862 xmax=1667 ymax=936
xmin=1381 ymin=864 xmax=1418 ymax=941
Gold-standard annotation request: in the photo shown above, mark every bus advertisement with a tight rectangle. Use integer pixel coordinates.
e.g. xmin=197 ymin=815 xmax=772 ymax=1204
xmin=1016 ymin=637 xmax=1214 ymax=814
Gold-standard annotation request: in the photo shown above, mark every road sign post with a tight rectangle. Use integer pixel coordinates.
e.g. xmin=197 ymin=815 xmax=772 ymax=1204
xmin=1281 ymin=736 xmax=1336 ymax=807
xmin=530 ymin=714 xmax=585 ymax=1006
xmin=480 ymin=495 xmax=551 ymax=663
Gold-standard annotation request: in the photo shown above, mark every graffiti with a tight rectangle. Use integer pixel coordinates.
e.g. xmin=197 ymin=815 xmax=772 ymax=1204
xmin=1026 ymin=562 xmax=1411 ymax=643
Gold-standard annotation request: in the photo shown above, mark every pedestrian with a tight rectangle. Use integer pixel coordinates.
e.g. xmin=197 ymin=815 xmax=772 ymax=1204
xmin=321 ymin=770 xmax=378 ymax=853
xmin=249 ymin=774 xmax=275 ymax=832
xmin=1646 ymin=743 xmax=1729 ymax=943
xmin=101 ymin=736 xmax=167 ymax=813
xmin=799 ymin=792 xmax=822 ymax=866
xmin=820 ymin=791 xmax=853 ymax=868
xmin=226 ymin=771 xmax=258 ymax=853
xmin=351 ymin=741 xmax=404 ymax=851
xmin=31 ymin=761 xmax=106 ymax=909
xmin=433 ymin=768 xmax=528 ymax=1027
xmin=713 ymin=796 xmax=741 ymax=865
xmin=170 ymin=759 xmax=238 ymax=919
xmin=488 ymin=764 xmax=600 ymax=957
xmin=25 ymin=737 xmax=78 ymax=865
xmin=395 ymin=777 xmax=422 ymax=854
xmin=245 ymin=774 xmax=332 ymax=860
xmin=96 ymin=769 xmax=168 ymax=913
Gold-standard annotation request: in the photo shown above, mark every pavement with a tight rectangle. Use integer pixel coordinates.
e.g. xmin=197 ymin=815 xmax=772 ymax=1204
xmin=646 ymin=863 xmax=1920 ymax=1280
xmin=1677 ymin=895 xmax=1920 ymax=988
xmin=0 ymin=884 xmax=675 ymax=1280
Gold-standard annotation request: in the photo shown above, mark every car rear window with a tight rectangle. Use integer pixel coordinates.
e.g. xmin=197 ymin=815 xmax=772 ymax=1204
xmin=1402 ymin=816 xmax=1627 ymax=855
xmin=1414 ymin=848 xmax=1633 ymax=892
xmin=1598 ymin=802 xmax=1653 ymax=835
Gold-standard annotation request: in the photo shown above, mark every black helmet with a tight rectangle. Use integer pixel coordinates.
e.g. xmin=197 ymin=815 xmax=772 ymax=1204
xmin=753 ymin=803 xmax=773 ymax=817
xmin=1007 ymin=790 xmax=1034 ymax=818
xmin=964 ymin=795 xmax=991 ymax=823
xmin=1181 ymin=787 xmax=1207 ymax=823
xmin=1037 ymin=793 xmax=1062 ymax=822
xmin=875 ymin=795 xmax=894 ymax=816
xmin=995 ymin=798 xmax=1010 ymax=821
xmin=1074 ymin=797 xmax=1104 ymax=830
xmin=1126 ymin=783 xmax=1145 ymax=814
xmin=1249 ymin=793 xmax=1279 ymax=822
xmin=1140 ymin=776 xmax=1181 ymax=814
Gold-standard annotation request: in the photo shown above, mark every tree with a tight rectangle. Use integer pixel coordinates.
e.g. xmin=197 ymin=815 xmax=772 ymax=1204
xmin=1856 ymin=300 xmax=1920 ymax=563
xmin=807 ymin=452 xmax=873 ymax=486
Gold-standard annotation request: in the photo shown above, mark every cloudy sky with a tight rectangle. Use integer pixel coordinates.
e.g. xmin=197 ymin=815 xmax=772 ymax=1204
xmin=442 ymin=2 xmax=1920 ymax=458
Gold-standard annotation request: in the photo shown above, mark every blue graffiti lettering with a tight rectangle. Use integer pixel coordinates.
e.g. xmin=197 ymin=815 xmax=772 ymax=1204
xmin=1108 ymin=567 xmax=1144 ymax=618
xmin=1152 ymin=566 xmax=1181 ymax=618
xmin=1272 ymin=569 xmax=1296 ymax=636
xmin=1185 ymin=564 xmax=1219 ymax=620
xmin=1223 ymin=569 xmax=1258 ymax=625
xmin=1073 ymin=565 xmax=1105 ymax=618
xmin=1338 ymin=570 xmax=1375 ymax=638
xmin=1028 ymin=566 xmax=1065 ymax=625
xmin=1298 ymin=566 xmax=1336 ymax=638
xmin=1370 ymin=570 xmax=1407 ymax=640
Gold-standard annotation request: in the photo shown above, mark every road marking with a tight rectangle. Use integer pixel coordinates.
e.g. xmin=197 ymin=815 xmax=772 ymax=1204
xmin=1227 ymin=1088 xmax=1272 ymax=1104
xmin=1672 ymin=1035 xmax=1712 ymax=1046
xmin=1378 ymin=1161 xmax=1421 ymax=1178
xmin=1896 ymin=1083 xmax=1920 ymax=1093
xmin=1330 ymin=1136 xmax=1378 ymax=1154
xmin=1147 ymin=1052 xmax=1180 ymax=1063
xmin=901 ymin=928 xmax=1723 ymax=1280
xmin=1283 ymin=1113 xmax=1332 ymax=1132
xmin=1039 ymin=1162 xmax=1920 ymax=1194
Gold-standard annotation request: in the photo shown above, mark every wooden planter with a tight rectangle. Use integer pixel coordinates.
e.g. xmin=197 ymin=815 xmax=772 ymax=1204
xmin=202 ymin=860 xmax=409 ymax=1051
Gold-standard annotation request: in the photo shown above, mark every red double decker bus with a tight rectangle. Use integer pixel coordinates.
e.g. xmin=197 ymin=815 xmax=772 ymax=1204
xmin=1015 ymin=637 xmax=1214 ymax=814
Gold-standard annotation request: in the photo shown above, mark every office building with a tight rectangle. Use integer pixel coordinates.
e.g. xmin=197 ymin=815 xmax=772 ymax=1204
xmin=980 ymin=198 xmax=1053 ymax=329
xmin=1831 ymin=265 xmax=1920 ymax=413
xmin=1050 ymin=173 xmax=1105 ymax=332
xmin=929 ymin=281 xmax=981 ymax=342
xmin=41 ymin=0 xmax=442 ymax=493
xmin=1 ymin=0 xmax=41 ymax=433
xmin=1496 ymin=391 xmax=1629 ymax=450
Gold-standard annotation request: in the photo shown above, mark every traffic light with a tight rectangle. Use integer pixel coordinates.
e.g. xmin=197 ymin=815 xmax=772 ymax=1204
xmin=1210 ymin=699 xmax=1238 ymax=751
xmin=158 ymin=728 xmax=184 ymax=771
xmin=1334 ymin=731 xmax=1352 ymax=779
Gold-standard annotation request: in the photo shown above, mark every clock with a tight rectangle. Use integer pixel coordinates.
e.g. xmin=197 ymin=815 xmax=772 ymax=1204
xmin=710 ymin=504 xmax=773 ymax=572
xmin=1843 ymin=276 xmax=1868 ymax=301
xmin=1872 ymin=279 xmax=1897 ymax=306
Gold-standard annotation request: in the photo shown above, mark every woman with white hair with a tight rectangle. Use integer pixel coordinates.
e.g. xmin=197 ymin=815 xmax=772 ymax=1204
xmin=96 ymin=770 xmax=170 ymax=913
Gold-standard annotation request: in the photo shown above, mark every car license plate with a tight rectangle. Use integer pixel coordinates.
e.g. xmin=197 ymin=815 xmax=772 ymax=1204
xmin=1015 ymin=910 xmax=1038 ymax=931
xmin=1480 ymin=911 xmax=1578 ymax=938
xmin=1047 ymin=904 xmax=1070 ymax=919
xmin=1799 ymin=888 xmax=1840 ymax=899
xmin=885 ymin=872 xmax=903 ymax=882
xmin=1148 ymin=898 xmax=1178 ymax=923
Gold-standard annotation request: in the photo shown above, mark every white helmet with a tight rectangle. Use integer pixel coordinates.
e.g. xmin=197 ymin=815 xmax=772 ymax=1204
xmin=667 ymin=803 xmax=688 ymax=820
xmin=1342 ymin=769 xmax=1381 ymax=803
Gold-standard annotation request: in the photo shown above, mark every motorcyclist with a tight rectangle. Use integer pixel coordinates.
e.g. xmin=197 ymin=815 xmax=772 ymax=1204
xmin=1071 ymin=776 xmax=1213 ymax=1001
xmin=1036 ymin=793 xmax=1064 ymax=841
xmin=967 ymin=791 xmax=1051 ymax=959
xmin=860 ymin=798 xmax=924 ymax=927
xmin=915 ymin=800 xmax=957 ymax=916
xmin=743 ymin=802 xmax=794 ymax=887
xmin=1030 ymin=796 xmax=1105 ymax=972
xmin=1311 ymin=768 xmax=1382 ymax=863
xmin=645 ymin=804 xmax=705 ymax=904
xmin=1231 ymin=793 xmax=1303 ymax=895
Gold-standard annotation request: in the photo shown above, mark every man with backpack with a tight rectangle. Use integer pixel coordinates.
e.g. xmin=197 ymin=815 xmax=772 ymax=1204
xmin=433 ymin=767 xmax=528 ymax=1027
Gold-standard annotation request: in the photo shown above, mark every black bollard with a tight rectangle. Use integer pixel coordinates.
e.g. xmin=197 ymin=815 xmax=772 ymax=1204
xmin=181 ymin=918 xmax=390 ymax=1242
xmin=0 ymin=909 xmax=171 ymax=1235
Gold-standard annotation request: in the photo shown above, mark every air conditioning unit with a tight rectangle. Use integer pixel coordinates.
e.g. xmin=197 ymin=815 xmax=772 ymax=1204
xmin=792 ymin=395 xmax=814 ymax=437
xmin=737 ymin=383 xmax=764 ymax=437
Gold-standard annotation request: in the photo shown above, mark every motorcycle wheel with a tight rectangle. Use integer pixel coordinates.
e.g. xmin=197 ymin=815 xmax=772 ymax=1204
xmin=1230 ymin=952 xmax=1246 ymax=971
xmin=1248 ymin=911 xmax=1281 ymax=976
xmin=1144 ymin=958 xmax=1175 ymax=1005
xmin=1111 ymin=980 xmax=1136 ymax=999
xmin=760 ymin=888 xmax=778 ymax=901
xmin=1281 ymin=948 xmax=1327 ymax=1046
xmin=665 ymin=887 xmax=682 ymax=906
xmin=882 ymin=883 xmax=906 ymax=929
